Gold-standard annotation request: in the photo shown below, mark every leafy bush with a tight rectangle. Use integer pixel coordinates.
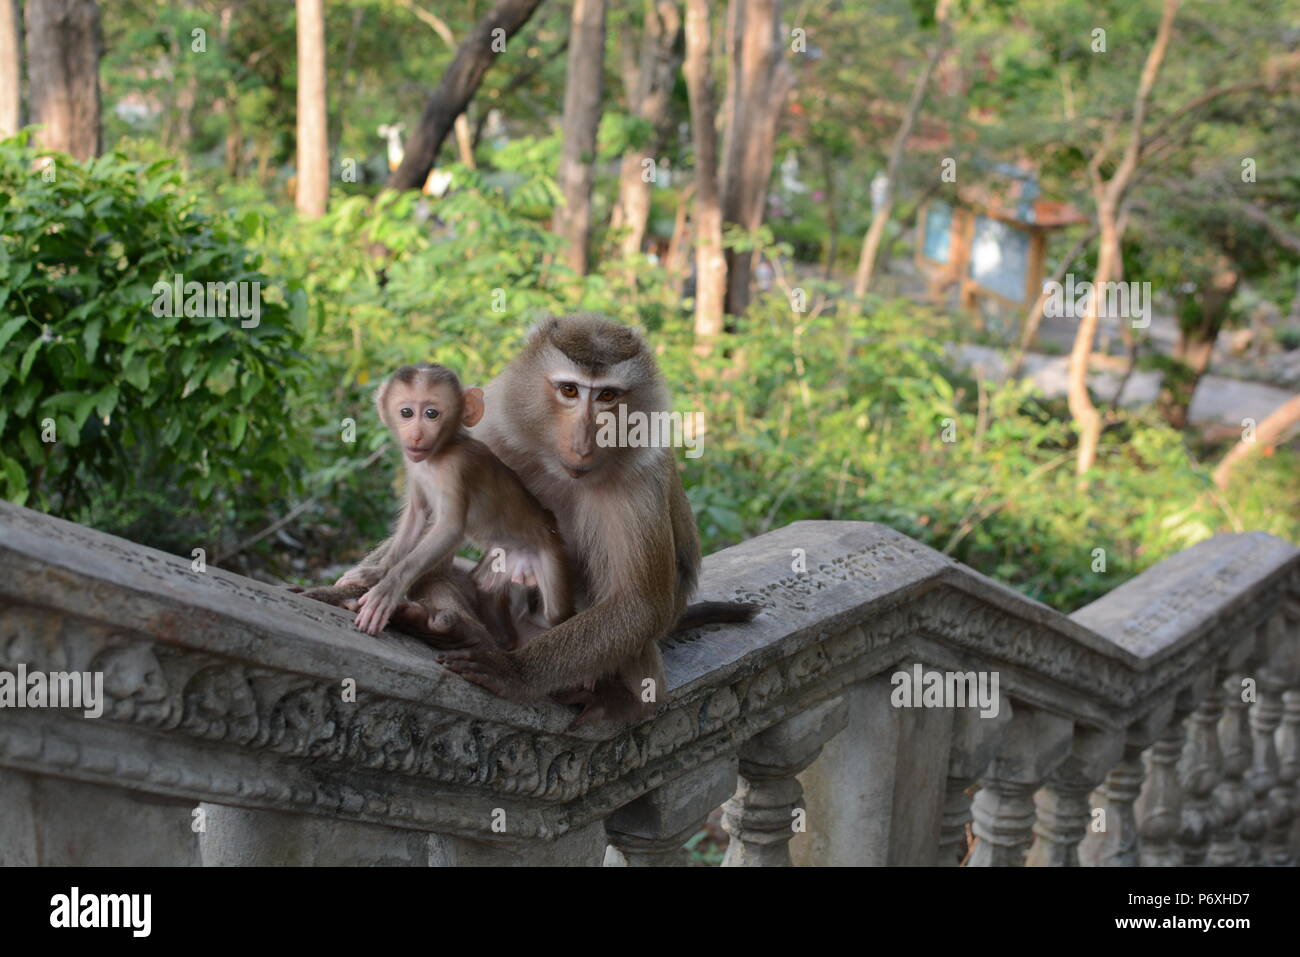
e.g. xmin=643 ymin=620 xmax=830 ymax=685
xmin=5 ymin=140 xmax=1294 ymax=610
xmin=0 ymin=134 xmax=314 ymax=552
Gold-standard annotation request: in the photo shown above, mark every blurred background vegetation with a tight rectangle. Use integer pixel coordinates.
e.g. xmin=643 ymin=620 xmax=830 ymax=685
xmin=2 ymin=0 xmax=1298 ymax=613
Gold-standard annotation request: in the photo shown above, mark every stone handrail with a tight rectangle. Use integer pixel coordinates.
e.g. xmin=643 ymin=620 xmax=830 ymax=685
xmin=0 ymin=499 xmax=1296 ymax=866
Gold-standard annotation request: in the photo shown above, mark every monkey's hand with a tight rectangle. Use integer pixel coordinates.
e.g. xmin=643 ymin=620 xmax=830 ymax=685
xmin=552 ymin=683 xmax=608 ymax=730
xmin=353 ymin=577 xmax=404 ymax=636
xmin=336 ymin=564 xmax=385 ymax=589
xmin=436 ymin=645 xmax=524 ymax=699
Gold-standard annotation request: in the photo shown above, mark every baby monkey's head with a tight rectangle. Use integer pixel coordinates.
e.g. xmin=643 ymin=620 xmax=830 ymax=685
xmin=375 ymin=363 xmax=485 ymax=463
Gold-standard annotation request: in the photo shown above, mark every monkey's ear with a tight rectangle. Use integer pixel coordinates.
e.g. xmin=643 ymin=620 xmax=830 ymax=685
xmin=462 ymin=387 xmax=485 ymax=427
xmin=374 ymin=379 xmax=391 ymax=423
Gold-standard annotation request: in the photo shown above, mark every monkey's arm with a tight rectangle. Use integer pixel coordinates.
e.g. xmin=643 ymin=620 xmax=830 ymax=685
xmin=439 ymin=518 xmax=680 ymax=698
xmin=354 ymin=488 xmax=467 ymax=636
xmin=438 ymin=592 xmax=673 ymax=698
xmin=337 ymin=486 xmax=428 ymax=587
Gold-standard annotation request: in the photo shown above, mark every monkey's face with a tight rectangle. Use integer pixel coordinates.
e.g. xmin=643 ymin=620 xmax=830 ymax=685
xmin=383 ymin=381 xmax=460 ymax=463
xmin=544 ymin=373 xmax=626 ymax=479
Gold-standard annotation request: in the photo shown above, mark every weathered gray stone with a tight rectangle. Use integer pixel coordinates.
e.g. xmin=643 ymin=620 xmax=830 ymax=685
xmin=969 ymin=705 xmax=1073 ymax=866
xmin=938 ymin=701 xmax=1015 ymax=864
xmin=792 ymin=676 xmax=956 ymax=866
xmin=1027 ymin=725 xmax=1126 ymax=867
xmin=0 ymin=768 xmax=199 ymax=865
xmin=605 ymin=754 xmax=738 ymax=866
xmin=199 ymin=803 xmax=431 ymax=865
xmin=428 ymin=822 xmax=607 ymax=866
xmin=1 ymin=500 xmax=1297 ymax=866
xmin=725 ymin=697 xmax=847 ymax=867
xmin=1078 ymin=703 xmax=1175 ymax=867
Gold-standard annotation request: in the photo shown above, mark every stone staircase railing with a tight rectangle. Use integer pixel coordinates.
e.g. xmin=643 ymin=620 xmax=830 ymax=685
xmin=0 ymin=500 xmax=1296 ymax=866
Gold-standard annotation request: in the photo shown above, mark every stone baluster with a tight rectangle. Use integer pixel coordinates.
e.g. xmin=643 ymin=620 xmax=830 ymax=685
xmin=1243 ymin=614 xmax=1288 ymax=865
xmin=604 ymin=755 xmax=738 ymax=866
xmin=939 ymin=704 xmax=1014 ymax=865
xmin=1137 ymin=715 xmax=1191 ymax=865
xmin=1260 ymin=599 xmax=1300 ymax=865
xmin=1208 ymin=673 xmax=1254 ymax=865
xmin=968 ymin=705 xmax=1073 ymax=866
xmin=1178 ymin=677 xmax=1225 ymax=865
xmin=1248 ymin=678 xmax=1291 ymax=866
xmin=1278 ymin=690 xmax=1300 ymax=857
xmin=1136 ymin=678 xmax=1212 ymax=866
xmin=722 ymin=697 xmax=847 ymax=866
xmin=1078 ymin=703 xmax=1173 ymax=867
xmin=1027 ymin=726 xmax=1125 ymax=867
xmin=1078 ymin=745 xmax=1145 ymax=866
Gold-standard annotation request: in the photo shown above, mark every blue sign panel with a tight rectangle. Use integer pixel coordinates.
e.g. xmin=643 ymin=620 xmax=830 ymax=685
xmin=968 ymin=215 xmax=1030 ymax=303
xmin=922 ymin=201 xmax=953 ymax=264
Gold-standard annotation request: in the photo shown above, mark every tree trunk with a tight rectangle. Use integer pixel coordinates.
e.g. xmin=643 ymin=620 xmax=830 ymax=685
xmin=611 ymin=0 xmax=682 ymax=259
xmin=1157 ymin=265 xmax=1238 ymax=429
xmin=664 ymin=182 xmax=694 ymax=298
xmin=685 ymin=0 xmax=725 ymax=344
xmin=852 ymin=0 xmax=953 ymax=298
xmin=0 ymin=0 xmax=21 ymax=136
xmin=393 ymin=0 xmax=478 ymax=168
xmin=1213 ymin=394 xmax=1300 ymax=489
xmin=389 ymin=0 xmax=546 ymax=191
xmin=1067 ymin=211 xmax=1120 ymax=476
xmin=718 ymin=0 xmax=794 ymax=316
xmin=819 ymin=145 xmax=838 ymax=280
xmin=1008 ymin=226 xmax=1096 ymax=377
xmin=295 ymin=0 xmax=329 ymax=218
xmin=25 ymin=0 xmax=101 ymax=161
xmin=1069 ymin=0 xmax=1179 ymax=475
xmin=554 ymin=0 xmax=607 ymax=274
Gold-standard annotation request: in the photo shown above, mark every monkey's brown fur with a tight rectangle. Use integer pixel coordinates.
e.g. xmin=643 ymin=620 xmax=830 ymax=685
xmin=294 ymin=570 xmax=494 ymax=650
xmin=340 ymin=362 xmax=573 ymax=644
xmin=436 ymin=314 xmax=735 ymax=726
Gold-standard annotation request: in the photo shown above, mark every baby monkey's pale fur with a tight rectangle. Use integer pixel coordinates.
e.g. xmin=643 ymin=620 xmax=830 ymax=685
xmin=341 ymin=363 xmax=572 ymax=641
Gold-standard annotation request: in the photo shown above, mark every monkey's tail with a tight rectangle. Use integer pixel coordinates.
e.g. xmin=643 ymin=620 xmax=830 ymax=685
xmin=672 ymin=601 xmax=760 ymax=633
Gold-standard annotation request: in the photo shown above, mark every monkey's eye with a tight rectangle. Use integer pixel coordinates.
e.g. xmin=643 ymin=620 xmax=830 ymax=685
xmin=597 ymin=388 xmax=620 ymax=403
xmin=558 ymin=383 xmax=579 ymax=399
xmin=399 ymin=407 xmax=414 ymax=418
xmin=424 ymin=408 xmax=440 ymax=420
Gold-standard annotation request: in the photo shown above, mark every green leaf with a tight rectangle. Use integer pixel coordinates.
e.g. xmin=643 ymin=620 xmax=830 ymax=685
xmin=122 ymin=355 xmax=151 ymax=391
xmin=17 ymin=338 xmax=40 ymax=381
xmin=0 ymin=316 xmax=28 ymax=352
xmin=83 ymin=318 xmax=102 ymax=361
xmin=94 ymin=384 xmax=119 ymax=420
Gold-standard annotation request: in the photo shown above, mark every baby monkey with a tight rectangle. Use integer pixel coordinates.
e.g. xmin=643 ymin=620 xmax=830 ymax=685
xmin=343 ymin=363 xmax=573 ymax=640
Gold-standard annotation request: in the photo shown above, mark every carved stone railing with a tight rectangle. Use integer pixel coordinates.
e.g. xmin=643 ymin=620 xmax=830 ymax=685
xmin=0 ymin=499 xmax=1296 ymax=866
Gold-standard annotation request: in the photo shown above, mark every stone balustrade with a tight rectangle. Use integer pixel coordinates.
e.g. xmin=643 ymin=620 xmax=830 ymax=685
xmin=0 ymin=499 xmax=1296 ymax=866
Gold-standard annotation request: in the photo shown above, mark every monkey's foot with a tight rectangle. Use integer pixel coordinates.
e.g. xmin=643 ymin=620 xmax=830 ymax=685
xmin=553 ymin=678 xmax=651 ymax=729
xmin=291 ymin=583 xmax=369 ymax=607
xmin=436 ymin=646 xmax=520 ymax=698
xmin=552 ymin=686 xmax=607 ymax=730
xmin=387 ymin=601 xmax=482 ymax=650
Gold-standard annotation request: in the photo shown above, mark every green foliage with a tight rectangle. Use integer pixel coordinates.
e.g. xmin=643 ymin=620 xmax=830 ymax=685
xmin=6 ymin=132 xmax=1295 ymax=610
xmin=0 ymin=135 xmax=314 ymax=552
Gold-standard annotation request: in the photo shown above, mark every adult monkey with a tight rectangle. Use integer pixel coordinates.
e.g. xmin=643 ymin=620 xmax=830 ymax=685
xmin=438 ymin=313 xmax=752 ymax=724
